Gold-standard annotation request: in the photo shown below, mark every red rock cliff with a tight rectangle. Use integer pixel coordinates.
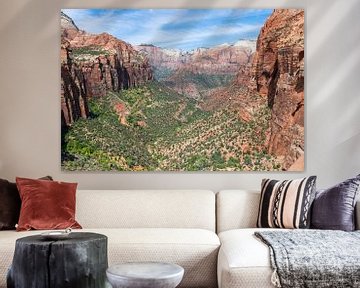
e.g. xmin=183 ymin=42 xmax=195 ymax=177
xmin=252 ymin=9 xmax=304 ymax=169
xmin=60 ymin=13 xmax=152 ymax=127
xmin=61 ymin=38 xmax=89 ymax=127
xmin=206 ymin=9 xmax=304 ymax=170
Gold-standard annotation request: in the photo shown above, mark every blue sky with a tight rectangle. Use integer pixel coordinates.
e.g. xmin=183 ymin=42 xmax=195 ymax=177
xmin=62 ymin=9 xmax=272 ymax=51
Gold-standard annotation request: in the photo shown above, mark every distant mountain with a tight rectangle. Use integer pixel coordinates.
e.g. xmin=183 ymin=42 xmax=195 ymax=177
xmin=134 ymin=45 xmax=188 ymax=72
xmin=233 ymin=39 xmax=256 ymax=50
xmin=135 ymin=40 xmax=256 ymax=99
xmin=136 ymin=40 xmax=256 ymax=75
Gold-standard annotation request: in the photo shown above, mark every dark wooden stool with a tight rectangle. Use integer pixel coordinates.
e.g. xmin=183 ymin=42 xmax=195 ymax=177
xmin=7 ymin=232 xmax=108 ymax=288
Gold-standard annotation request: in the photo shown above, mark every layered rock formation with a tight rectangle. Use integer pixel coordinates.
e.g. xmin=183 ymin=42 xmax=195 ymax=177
xmin=66 ymin=32 xmax=153 ymax=98
xmin=135 ymin=45 xmax=187 ymax=73
xmin=61 ymin=38 xmax=89 ymax=127
xmin=136 ymin=41 xmax=255 ymax=99
xmin=187 ymin=41 xmax=255 ymax=74
xmin=61 ymin=12 xmax=152 ymax=127
xmin=252 ymin=9 xmax=304 ymax=169
xmin=136 ymin=40 xmax=255 ymax=76
xmin=205 ymin=9 xmax=304 ymax=170
xmin=61 ymin=11 xmax=78 ymax=31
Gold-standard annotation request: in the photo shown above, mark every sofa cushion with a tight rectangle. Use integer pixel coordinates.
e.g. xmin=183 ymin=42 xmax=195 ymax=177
xmin=105 ymin=228 xmax=219 ymax=288
xmin=257 ymin=177 xmax=317 ymax=229
xmin=217 ymin=228 xmax=278 ymax=288
xmin=216 ymin=190 xmax=260 ymax=233
xmin=76 ymin=190 xmax=216 ymax=231
xmin=0 ymin=228 xmax=220 ymax=288
xmin=16 ymin=177 xmax=81 ymax=231
xmin=311 ymin=174 xmax=360 ymax=231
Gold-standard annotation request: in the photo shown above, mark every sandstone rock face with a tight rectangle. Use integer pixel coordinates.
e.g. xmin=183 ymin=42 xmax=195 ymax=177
xmin=67 ymin=32 xmax=153 ymax=98
xmin=135 ymin=45 xmax=187 ymax=72
xmin=252 ymin=9 xmax=304 ymax=169
xmin=60 ymin=14 xmax=152 ymax=126
xmin=136 ymin=40 xmax=255 ymax=76
xmin=136 ymin=41 xmax=255 ymax=99
xmin=188 ymin=42 xmax=254 ymax=74
xmin=61 ymin=39 xmax=89 ymax=127
xmin=60 ymin=12 xmax=81 ymax=40
xmin=61 ymin=12 xmax=79 ymax=31
xmin=205 ymin=9 xmax=304 ymax=170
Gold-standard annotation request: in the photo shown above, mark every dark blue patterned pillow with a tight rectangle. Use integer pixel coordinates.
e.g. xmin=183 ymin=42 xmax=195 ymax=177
xmin=311 ymin=174 xmax=360 ymax=231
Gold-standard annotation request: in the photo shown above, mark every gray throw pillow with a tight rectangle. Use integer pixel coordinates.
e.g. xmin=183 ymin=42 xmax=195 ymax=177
xmin=311 ymin=174 xmax=360 ymax=231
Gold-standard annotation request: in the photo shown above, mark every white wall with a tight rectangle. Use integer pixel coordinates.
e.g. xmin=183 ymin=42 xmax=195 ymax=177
xmin=0 ymin=0 xmax=359 ymax=190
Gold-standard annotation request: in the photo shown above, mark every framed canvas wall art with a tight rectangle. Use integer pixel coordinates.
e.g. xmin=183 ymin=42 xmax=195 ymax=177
xmin=61 ymin=9 xmax=304 ymax=171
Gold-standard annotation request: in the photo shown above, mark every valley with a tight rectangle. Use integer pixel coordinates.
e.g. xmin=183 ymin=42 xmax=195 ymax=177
xmin=62 ymin=82 xmax=280 ymax=171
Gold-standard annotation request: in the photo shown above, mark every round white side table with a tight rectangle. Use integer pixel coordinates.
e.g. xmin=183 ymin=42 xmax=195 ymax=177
xmin=106 ymin=262 xmax=184 ymax=288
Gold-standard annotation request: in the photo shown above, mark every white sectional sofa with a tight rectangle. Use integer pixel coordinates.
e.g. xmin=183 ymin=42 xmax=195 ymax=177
xmin=0 ymin=190 xmax=219 ymax=288
xmin=1 ymin=189 xmax=359 ymax=288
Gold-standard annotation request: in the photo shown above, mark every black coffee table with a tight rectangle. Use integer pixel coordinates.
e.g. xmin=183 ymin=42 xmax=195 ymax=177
xmin=7 ymin=232 xmax=108 ymax=288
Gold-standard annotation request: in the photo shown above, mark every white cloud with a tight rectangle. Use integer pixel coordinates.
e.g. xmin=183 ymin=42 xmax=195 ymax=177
xmin=142 ymin=23 xmax=262 ymax=49
xmin=61 ymin=9 xmax=267 ymax=51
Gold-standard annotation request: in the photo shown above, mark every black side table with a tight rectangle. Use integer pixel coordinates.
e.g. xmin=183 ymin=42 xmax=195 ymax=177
xmin=7 ymin=232 xmax=108 ymax=288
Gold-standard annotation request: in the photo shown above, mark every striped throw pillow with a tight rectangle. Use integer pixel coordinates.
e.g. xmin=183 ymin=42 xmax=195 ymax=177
xmin=257 ymin=176 xmax=317 ymax=229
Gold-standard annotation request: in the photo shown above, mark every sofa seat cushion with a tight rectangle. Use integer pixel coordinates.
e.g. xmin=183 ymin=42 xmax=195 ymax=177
xmin=102 ymin=228 xmax=220 ymax=288
xmin=218 ymin=228 xmax=282 ymax=288
xmin=0 ymin=228 xmax=219 ymax=288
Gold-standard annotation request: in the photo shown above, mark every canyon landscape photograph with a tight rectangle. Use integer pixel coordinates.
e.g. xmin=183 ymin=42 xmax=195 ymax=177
xmin=61 ymin=9 xmax=304 ymax=171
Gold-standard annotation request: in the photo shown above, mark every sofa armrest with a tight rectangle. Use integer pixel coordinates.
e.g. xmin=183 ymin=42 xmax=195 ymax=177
xmin=356 ymin=200 xmax=360 ymax=230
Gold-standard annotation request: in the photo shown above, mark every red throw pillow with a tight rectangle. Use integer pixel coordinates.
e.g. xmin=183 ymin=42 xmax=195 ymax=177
xmin=16 ymin=177 xmax=82 ymax=231
xmin=0 ymin=176 xmax=53 ymax=230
